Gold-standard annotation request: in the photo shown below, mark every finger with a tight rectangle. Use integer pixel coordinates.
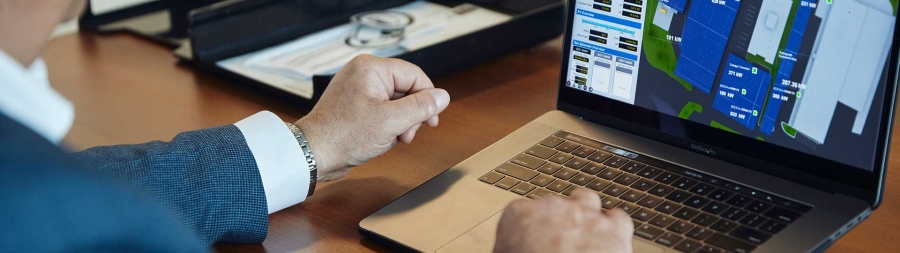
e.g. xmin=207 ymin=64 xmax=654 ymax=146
xmin=386 ymin=88 xmax=450 ymax=133
xmin=425 ymin=115 xmax=439 ymax=127
xmin=570 ymin=188 xmax=602 ymax=210
xmin=366 ymin=56 xmax=437 ymax=98
xmin=398 ymin=123 xmax=422 ymax=144
xmin=605 ymin=208 xmax=635 ymax=232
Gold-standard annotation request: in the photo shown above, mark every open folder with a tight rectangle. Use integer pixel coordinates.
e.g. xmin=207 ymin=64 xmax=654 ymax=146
xmin=179 ymin=0 xmax=565 ymax=104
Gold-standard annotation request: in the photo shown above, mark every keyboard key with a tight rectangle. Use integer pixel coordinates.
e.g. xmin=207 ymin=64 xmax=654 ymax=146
xmin=701 ymin=201 xmax=729 ymax=215
xmin=529 ymin=174 xmax=556 ymax=187
xmin=602 ymin=156 xmax=629 ymax=168
xmin=637 ymin=195 xmax=664 ymax=208
xmin=546 ymin=181 xmax=572 ymax=193
xmin=525 ymin=145 xmax=557 ymax=159
xmin=708 ymin=188 xmax=735 ymax=201
xmin=552 ymin=168 xmax=579 ymax=180
xmin=631 ymin=178 xmax=657 ymax=191
xmin=654 ymin=201 xmax=682 ymax=214
xmin=665 ymin=190 xmax=692 ymax=203
xmin=634 ymin=223 xmax=665 ymax=240
xmin=636 ymin=166 xmax=664 ymax=179
xmin=548 ymin=152 xmax=574 ymax=164
xmin=510 ymin=154 xmax=545 ymax=169
xmin=564 ymin=157 xmax=590 ymax=169
xmin=764 ymin=207 xmax=801 ymax=223
xmin=571 ymin=146 xmax=596 ymax=158
xmin=759 ymin=220 xmax=786 ymax=233
xmin=649 ymin=184 xmax=675 ymax=197
xmin=721 ymin=207 xmax=748 ymax=221
xmin=672 ymin=177 xmax=699 ymax=190
xmin=649 ymin=215 xmax=676 ymax=228
xmin=673 ymin=238 xmax=702 ymax=252
xmin=613 ymin=173 xmax=639 ymax=185
xmin=725 ymin=194 xmax=752 ymax=207
xmin=587 ymin=150 xmax=614 ymax=163
xmin=746 ymin=200 xmax=772 ymax=213
xmin=673 ymin=207 xmax=701 ymax=220
xmin=632 ymin=209 xmax=658 ymax=222
xmin=739 ymin=214 xmax=769 ymax=228
xmin=569 ymin=173 xmax=594 ymax=186
xmin=554 ymin=141 xmax=581 ymax=153
xmin=526 ymin=188 xmax=554 ymax=199
xmin=562 ymin=186 xmax=584 ymax=197
xmin=586 ymin=178 xmax=613 ymax=191
xmin=601 ymin=197 xmax=623 ymax=210
xmin=536 ymin=163 xmax=563 ymax=175
xmin=653 ymin=171 xmax=681 ymax=184
xmin=616 ymin=202 xmax=640 ymax=214
xmin=684 ymin=196 xmax=711 ymax=209
xmin=729 ymin=226 xmax=772 ymax=244
xmin=668 ymin=220 xmax=696 ymax=234
xmin=655 ymin=232 xmax=683 ymax=247
xmin=539 ymin=136 xmax=565 ymax=148
xmin=579 ymin=162 xmax=605 ymax=175
xmin=620 ymin=161 xmax=646 ymax=173
xmin=695 ymin=245 xmax=724 ymax=253
xmin=495 ymin=163 xmax=539 ymax=181
xmin=621 ymin=190 xmax=647 ymax=203
xmin=602 ymin=183 xmax=628 ymax=197
xmin=690 ymin=183 xmax=716 ymax=195
xmin=692 ymin=213 xmax=720 ymax=227
xmin=479 ymin=171 xmax=504 ymax=184
xmin=597 ymin=168 xmax=624 ymax=180
xmin=686 ymin=227 xmax=714 ymax=240
xmin=495 ymin=177 xmax=520 ymax=190
xmin=511 ymin=183 xmax=537 ymax=195
xmin=711 ymin=220 xmax=739 ymax=233
xmin=705 ymin=233 xmax=757 ymax=253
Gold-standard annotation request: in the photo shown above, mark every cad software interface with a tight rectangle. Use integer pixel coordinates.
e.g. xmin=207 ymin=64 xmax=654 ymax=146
xmin=565 ymin=0 xmax=898 ymax=170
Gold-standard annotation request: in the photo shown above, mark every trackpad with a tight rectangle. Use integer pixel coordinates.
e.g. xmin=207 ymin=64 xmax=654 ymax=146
xmin=437 ymin=210 xmax=503 ymax=253
xmin=438 ymin=210 xmax=666 ymax=253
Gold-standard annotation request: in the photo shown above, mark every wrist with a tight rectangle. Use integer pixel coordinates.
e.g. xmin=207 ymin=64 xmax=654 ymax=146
xmin=294 ymin=116 xmax=340 ymax=180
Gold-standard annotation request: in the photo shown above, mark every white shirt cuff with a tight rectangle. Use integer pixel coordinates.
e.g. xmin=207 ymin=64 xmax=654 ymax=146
xmin=234 ymin=111 xmax=310 ymax=214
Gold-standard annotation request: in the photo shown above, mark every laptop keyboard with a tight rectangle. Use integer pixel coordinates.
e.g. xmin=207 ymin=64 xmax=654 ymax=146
xmin=479 ymin=131 xmax=813 ymax=253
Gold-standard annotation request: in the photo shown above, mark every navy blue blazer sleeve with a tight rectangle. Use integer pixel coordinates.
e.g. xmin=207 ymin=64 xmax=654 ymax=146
xmin=70 ymin=125 xmax=269 ymax=245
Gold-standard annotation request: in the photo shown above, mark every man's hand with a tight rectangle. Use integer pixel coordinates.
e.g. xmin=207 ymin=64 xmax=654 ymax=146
xmin=295 ymin=55 xmax=450 ymax=181
xmin=494 ymin=189 xmax=634 ymax=253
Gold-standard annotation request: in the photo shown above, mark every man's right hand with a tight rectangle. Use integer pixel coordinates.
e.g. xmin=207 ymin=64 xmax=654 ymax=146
xmin=494 ymin=188 xmax=634 ymax=253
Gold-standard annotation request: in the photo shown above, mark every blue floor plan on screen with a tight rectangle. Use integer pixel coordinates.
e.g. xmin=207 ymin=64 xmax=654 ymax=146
xmin=674 ymin=0 xmax=740 ymax=94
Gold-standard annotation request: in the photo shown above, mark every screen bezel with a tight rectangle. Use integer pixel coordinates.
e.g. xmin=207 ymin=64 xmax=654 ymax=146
xmin=557 ymin=0 xmax=899 ymax=204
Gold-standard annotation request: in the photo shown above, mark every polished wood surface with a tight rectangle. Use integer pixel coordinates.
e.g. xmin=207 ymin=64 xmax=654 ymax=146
xmin=45 ymin=33 xmax=898 ymax=252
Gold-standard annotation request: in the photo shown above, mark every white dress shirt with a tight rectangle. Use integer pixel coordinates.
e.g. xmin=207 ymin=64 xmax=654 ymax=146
xmin=0 ymin=50 xmax=308 ymax=214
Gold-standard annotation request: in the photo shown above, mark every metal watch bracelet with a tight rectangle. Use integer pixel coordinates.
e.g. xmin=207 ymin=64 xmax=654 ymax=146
xmin=285 ymin=122 xmax=318 ymax=197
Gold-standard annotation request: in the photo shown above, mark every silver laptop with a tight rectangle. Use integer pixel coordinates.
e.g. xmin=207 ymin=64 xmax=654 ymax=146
xmin=360 ymin=0 xmax=899 ymax=252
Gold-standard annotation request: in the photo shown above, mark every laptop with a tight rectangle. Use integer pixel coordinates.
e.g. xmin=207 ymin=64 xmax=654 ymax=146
xmin=360 ymin=0 xmax=900 ymax=252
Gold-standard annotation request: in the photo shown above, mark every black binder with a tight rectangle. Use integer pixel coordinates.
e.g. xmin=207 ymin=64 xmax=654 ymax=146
xmin=178 ymin=0 xmax=565 ymax=105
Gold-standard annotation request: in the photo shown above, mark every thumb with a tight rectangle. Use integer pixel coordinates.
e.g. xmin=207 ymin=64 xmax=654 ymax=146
xmin=387 ymin=88 xmax=450 ymax=133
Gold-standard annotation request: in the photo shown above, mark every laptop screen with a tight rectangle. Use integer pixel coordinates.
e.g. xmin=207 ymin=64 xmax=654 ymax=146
xmin=563 ymin=0 xmax=898 ymax=171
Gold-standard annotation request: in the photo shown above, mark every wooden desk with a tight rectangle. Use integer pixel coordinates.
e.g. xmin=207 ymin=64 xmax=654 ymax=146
xmin=46 ymin=33 xmax=899 ymax=252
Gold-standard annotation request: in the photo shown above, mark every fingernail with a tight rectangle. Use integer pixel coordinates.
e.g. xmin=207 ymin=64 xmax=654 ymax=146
xmin=431 ymin=89 xmax=450 ymax=110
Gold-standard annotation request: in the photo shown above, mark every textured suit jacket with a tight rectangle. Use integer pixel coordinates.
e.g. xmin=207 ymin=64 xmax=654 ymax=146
xmin=0 ymin=113 xmax=269 ymax=252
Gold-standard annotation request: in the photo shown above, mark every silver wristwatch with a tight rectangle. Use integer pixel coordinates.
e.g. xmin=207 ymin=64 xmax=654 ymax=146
xmin=285 ymin=122 xmax=317 ymax=197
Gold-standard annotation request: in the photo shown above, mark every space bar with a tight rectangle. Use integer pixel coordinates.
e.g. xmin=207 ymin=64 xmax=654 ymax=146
xmin=495 ymin=163 xmax=539 ymax=181
xmin=705 ymin=233 xmax=757 ymax=253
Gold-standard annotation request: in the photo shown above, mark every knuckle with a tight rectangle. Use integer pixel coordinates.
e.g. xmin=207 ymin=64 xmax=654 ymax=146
xmin=414 ymin=93 xmax=437 ymax=115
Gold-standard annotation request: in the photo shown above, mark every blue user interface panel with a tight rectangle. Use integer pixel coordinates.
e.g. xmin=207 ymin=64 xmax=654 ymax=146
xmin=565 ymin=0 xmax=898 ymax=171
